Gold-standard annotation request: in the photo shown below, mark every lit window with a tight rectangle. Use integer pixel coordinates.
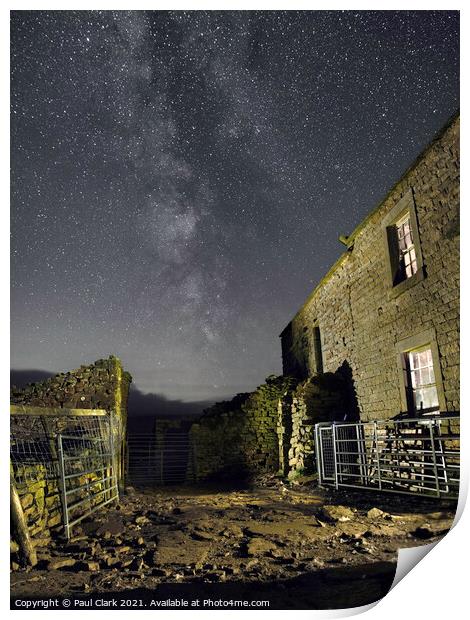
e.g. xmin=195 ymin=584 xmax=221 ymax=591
xmin=396 ymin=214 xmax=418 ymax=280
xmin=383 ymin=190 xmax=424 ymax=296
xmin=405 ymin=346 xmax=439 ymax=414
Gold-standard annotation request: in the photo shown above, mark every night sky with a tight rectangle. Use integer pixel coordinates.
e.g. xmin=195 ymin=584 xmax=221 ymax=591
xmin=11 ymin=10 xmax=459 ymax=404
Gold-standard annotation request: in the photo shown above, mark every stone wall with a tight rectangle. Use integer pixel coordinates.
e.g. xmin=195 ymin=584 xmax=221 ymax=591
xmin=10 ymin=356 xmax=131 ymax=555
xmin=11 ymin=355 xmax=131 ymax=428
xmin=12 ymin=467 xmax=62 ymax=552
xmin=188 ymin=370 xmax=354 ymax=482
xmin=281 ymin=114 xmax=460 ymax=421
xmin=189 ymin=376 xmax=297 ymax=481
xmin=283 ymin=373 xmax=350 ymax=478
xmin=11 ymin=464 xmax=106 ymax=560
xmin=11 ymin=356 xmax=131 ymax=480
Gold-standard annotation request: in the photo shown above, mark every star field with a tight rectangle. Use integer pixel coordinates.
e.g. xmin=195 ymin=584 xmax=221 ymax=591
xmin=11 ymin=10 xmax=459 ymax=402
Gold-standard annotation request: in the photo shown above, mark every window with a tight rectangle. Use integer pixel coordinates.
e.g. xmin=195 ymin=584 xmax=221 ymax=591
xmin=395 ymin=213 xmax=418 ymax=280
xmin=404 ymin=346 xmax=439 ymax=414
xmin=312 ymin=324 xmax=323 ymax=374
xmin=383 ymin=189 xmax=424 ymax=297
xmin=396 ymin=330 xmax=446 ymax=416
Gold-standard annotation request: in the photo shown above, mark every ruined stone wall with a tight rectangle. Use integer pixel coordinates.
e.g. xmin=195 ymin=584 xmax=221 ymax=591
xmin=281 ymin=115 xmax=460 ymax=421
xmin=12 ymin=467 xmax=62 ymax=553
xmin=11 ymin=356 xmax=131 ymax=425
xmin=10 ymin=357 xmax=131 ymax=548
xmin=11 ymin=465 xmax=107 ymax=558
xmin=284 ymin=374 xmax=347 ymax=478
xmin=11 ymin=356 xmax=131 ymax=480
xmin=189 ymin=376 xmax=296 ymax=481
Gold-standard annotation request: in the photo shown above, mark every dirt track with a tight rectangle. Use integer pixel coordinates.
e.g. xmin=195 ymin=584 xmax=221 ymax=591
xmin=11 ymin=481 xmax=456 ymax=610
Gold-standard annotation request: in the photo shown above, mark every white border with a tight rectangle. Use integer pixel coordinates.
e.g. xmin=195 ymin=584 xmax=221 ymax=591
xmin=3 ymin=3 xmax=466 ymax=618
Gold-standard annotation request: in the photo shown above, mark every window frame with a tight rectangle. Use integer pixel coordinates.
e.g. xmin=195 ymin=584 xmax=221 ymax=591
xmin=395 ymin=329 xmax=446 ymax=416
xmin=395 ymin=212 xmax=418 ymax=280
xmin=311 ymin=322 xmax=323 ymax=374
xmin=382 ymin=189 xmax=424 ymax=298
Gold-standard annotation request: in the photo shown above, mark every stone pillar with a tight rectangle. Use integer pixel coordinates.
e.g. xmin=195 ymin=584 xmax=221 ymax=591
xmin=109 ymin=356 xmax=132 ymax=490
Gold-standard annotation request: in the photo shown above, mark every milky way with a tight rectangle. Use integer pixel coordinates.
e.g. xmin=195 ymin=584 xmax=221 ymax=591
xmin=11 ymin=10 xmax=459 ymax=402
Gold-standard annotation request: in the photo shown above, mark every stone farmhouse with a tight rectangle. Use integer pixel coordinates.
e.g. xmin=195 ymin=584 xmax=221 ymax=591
xmin=281 ymin=113 xmax=459 ymax=423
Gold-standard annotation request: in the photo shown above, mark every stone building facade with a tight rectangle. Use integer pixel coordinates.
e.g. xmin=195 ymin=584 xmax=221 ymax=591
xmin=281 ymin=114 xmax=459 ymax=422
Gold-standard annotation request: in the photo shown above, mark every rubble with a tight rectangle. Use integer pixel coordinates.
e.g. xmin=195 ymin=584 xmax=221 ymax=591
xmin=247 ymin=538 xmax=278 ymax=556
xmin=367 ymin=508 xmax=387 ymax=520
xmin=47 ymin=558 xmax=77 ymax=570
xmin=76 ymin=561 xmax=100 ymax=572
xmin=412 ymin=523 xmax=448 ymax=539
xmin=11 ymin=485 xmax=455 ymax=604
xmin=321 ymin=505 xmax=355 ymax=522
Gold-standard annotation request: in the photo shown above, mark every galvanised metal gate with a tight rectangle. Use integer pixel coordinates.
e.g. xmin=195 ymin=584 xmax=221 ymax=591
xmin=126 ymin=431 xmax=194 ymax=487
xmin=10 ymin=407 xmax=120 ymax=540
xmin=57 ymin=416 xmax=119 ymax=539
xmin=315 ymin=416 xmax=460 ymax=499
xmin=314 ymin=424 xmax=336 ymax=483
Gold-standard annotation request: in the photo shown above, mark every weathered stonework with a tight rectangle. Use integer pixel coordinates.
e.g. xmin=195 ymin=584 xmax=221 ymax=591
xmin=286 ymin=374 xmax=349 ymax=478
xmin=11 ymin=467 xmax=105 ymax=551
xmin=281 ymin=114 xmax=460 ymax=422
xmin=276 ymin=391 xmax=293 ymax=476
xmin=11 ymin=356 xmax=131 ymax=424
xmin=12 ymin=467 xmax=62 ymax=547
xmin=189 ymin=376 xmax=297 ymax=481
xmin=10 ymin=356 xmax=131 ymax=549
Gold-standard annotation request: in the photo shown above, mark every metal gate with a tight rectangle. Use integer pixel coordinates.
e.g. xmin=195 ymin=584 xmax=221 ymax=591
xmin=126 ymin=431 xmax=194 ymax=487
xmin=315 ymin=416 xmax=460 ymax=499
xmin=57 ymin=417 xmax=119 ymax=538
xmin=314 ymin=423 xmax=336 ymax=483
xmin=10 ymin=407 xmax=120 ymax=540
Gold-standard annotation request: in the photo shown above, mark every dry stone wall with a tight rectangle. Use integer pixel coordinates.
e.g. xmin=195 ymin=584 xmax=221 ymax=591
xmin=13 ymin=468 xmax=62 ymax=547
xmin=281 ymin=115 xmax=460 ymax=421
xmin=11 ymin=466 xmax=106 ymax=559
xmin=189 ymin=376 xmax=297 ymax=481
xmin=11 ymin=356 xmax=131 ymax=479
xmin=11 ymin=356 xmax=131 ymax=422
xmin=10 ymin=357 xmax=131 ymax=551
xmin=285 ymin=374 xmax=349 ymax=478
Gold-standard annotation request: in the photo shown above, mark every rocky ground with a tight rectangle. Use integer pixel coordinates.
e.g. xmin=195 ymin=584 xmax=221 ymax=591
xmin=11 ymin=479 xmax=456 ymax=610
